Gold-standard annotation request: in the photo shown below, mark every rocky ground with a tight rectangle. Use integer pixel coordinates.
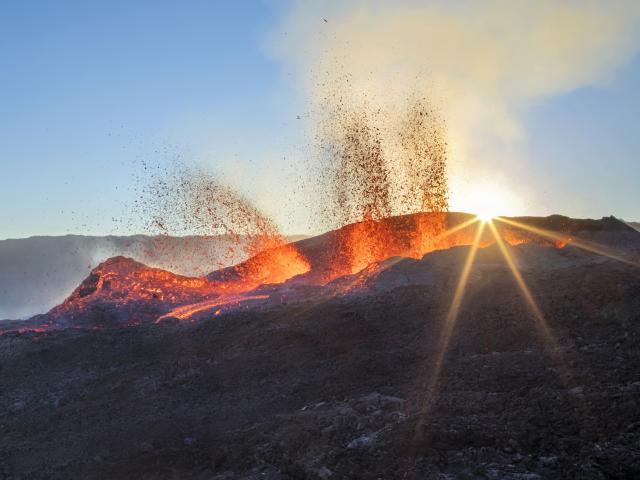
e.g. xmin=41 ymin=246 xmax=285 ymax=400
xmin=2 ymin=216 xmax=640 ymax=479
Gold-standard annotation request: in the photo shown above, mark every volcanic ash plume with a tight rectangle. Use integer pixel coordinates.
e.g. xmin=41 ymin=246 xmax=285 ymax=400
xmin=138 ymin=164 xmax=310 ymax=287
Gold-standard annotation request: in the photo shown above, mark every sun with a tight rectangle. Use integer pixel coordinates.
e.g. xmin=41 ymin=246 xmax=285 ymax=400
xmin=451 ymin=180 xmax=522 ymax=222
xmin=476 ymin=210 xmax=495 ymax=222
xmin=473 ymin=192 xmax=504 ymax=221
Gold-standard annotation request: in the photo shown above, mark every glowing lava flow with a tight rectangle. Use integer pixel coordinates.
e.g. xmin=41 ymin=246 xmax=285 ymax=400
xmin=155 ymin=294 xmax=270 ymax=322
xmin=322 ymin=213 xmax=485 ymax=282
xmin=411 ymin=220 xmax=486 ymax=452
xmin=219 ymin=242 xmax=310 ymax=289
xmin=327 ymin=212 xmax=572 ymax=284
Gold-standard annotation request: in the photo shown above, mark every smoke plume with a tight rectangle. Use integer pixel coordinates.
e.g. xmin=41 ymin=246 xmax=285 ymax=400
xmin=271 ymin=0 xmax=640 ymax=213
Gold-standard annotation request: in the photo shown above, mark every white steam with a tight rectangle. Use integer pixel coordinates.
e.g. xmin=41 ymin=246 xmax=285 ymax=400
xmin=270 ymin=0 xmax=640 ymax=215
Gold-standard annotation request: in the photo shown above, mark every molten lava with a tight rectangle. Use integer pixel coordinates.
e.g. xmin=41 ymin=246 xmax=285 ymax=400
xmin=226 ymin=242 xmax=310 ymax=287
xmin=301 ymin=212 xmax=567 ymax=284
xmin=156 ymin=294 xmax=270 ymax=322
xmin=42 ymin=256 xmax=219 ymax=328
xmin=2 ymin=211 xmax=594 ymax=335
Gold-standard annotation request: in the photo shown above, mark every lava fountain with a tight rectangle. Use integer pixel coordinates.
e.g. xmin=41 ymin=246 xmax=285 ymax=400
xmin=138 ymin=163 xmax=310 ymax=291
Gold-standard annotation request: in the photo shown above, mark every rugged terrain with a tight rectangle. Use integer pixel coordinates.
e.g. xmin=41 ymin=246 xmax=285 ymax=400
xmin=2 ymin=213 xmax=640 ymax=479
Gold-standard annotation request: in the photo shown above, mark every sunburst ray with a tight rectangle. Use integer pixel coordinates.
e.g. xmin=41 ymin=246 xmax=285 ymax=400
xmin=486 ymin=220 xmax=585 ymax=392
xmin=411 ymin=221 xmax=485 ymax=452
xmin=434 ymin=216 xmax=480 ymax=241
xmin=487 ymin=221 xmax=558 ymax=346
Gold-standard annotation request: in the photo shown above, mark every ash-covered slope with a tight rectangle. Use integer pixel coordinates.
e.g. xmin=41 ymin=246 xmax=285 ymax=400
xmin=2 ymin=215 xmax=640 ymax=479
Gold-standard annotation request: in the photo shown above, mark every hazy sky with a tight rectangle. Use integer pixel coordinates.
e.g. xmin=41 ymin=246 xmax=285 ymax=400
xmin=2 ymin=0 xmax=640 ymax=239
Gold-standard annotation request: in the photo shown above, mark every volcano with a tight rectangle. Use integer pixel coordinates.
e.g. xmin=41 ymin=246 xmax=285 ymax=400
xmin=5 ymin=211 xmax=638 ymax=333
xmin=2 ymin=212 xmax=640 ymax=478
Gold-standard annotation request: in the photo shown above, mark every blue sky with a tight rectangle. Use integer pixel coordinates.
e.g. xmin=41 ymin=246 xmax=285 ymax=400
xmin=525 ymin=56 xmax=640 ymax=219
xmin=1 ymin=1 xmax=639 ymax=239
xmin=0 ymin=1 xmax=299 ymax=238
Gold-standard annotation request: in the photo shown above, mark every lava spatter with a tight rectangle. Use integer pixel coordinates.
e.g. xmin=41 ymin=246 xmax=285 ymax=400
xmin=137 ymin=163 xmax=310 ymax=289
xmin=398 ymin=96 xmax=449 ymax=214
xmin=318 ymin=101 xmax=392 ymax=227
xmin=313 ymin=76 xmax=452 ymax=276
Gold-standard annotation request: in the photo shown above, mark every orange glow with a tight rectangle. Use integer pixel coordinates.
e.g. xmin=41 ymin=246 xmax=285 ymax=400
xmin=53 ymin=258 xmax=220 ymax=316
xmin=311 ymin=212 xmax=573 ymax=286
xmin=209 ymin=241 xmax=311 ymax=293
xmin=0 ymin=327 xmax=51 ymax=336
xmin=324 ymin=213 xmax=483 ymax=281
xmin=34 ymin=208 xmax=601 ymax=333
xmin=240 ymin=241 xmax=311 ymax=285
xmin=46 ymin=248 xmax=302 ymax=327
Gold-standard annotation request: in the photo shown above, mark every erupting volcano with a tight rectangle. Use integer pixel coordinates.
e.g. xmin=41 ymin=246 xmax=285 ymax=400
xmin=5 ymin=2 xmax=640 ymax=478
xmin=3 ymin=75 xmax=639 ymax=339
xmin=5 ymin=105 xmax=640 ymax=480
xmin=7 ymin=88 xmax=638 ymax=334
xmin=4 ymin=207 xmax=640 ymax=479
xmin=6 ymin=210 xmax=638 ymax=334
